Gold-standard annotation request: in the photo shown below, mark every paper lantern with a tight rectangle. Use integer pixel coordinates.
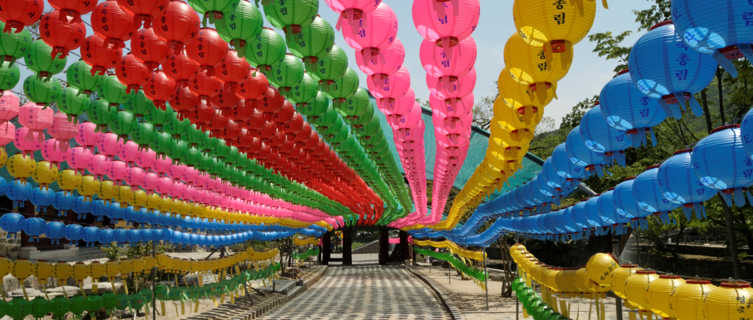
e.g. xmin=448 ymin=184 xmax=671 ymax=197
xmin=513 ymin=0 xmax=596 ymax=48
xmin=188 ymin=0 xmax=239 ymax=21
xmin=186 ymin=27 xmax=229 ymax=74
xmin=115 ymin=0 xmax=168 ymax=28
xmin=356 ymin=39 xmax=404 ymax=77
xmin=0 ymin=23 xmax=31 ymax=62
xmin=427 ymin=68 xmax=476 ymax=100
xmin=706 ymin=282 xmax=753 ymax=319
xmin=0 ymin=61 xmax=16 ymax=93
xmin=341 ymin=2 xmax=397 ymax=52
xmin=215 ymin=0 xmax=263 ymax=49
xmin=116 ymin=54 xmax=149 ymax=94
xmin=23 ymin=75 xmax=62 ymax=106
xmin=420 ymin=37 xmax=475 ymax=79
xmin=268 ymin=53 xmax=304 ymax=93
xmin=287 ymin=72 xmax=318 ymax=105
xmin=550 ymin=143 xmax=586 ymax=181
xmin=161 ymin=49 xmax=200 ymax=87
xmin=24 ymin=40 xmax=67 ymax=77
xmin=306 ymin=45 xmax=348 ymax=85
xmin=0 ymin=0 xmax=43 ymax=33
xmin=657 ymin=149 xmax=717 ymax=220
xmin=263 ymin=0 xmax=318 ymax=34
xmin=98 ymin=75 xmax=130 ymax=106
xmin=633 ymin=167 xmax=680 ymax=219
xmin=189 ymin=69 xmax=224 ymax=101
xmin=326 ymin=68 xmax=359 ymax=102
xmin=296 ymin=91 xmax=330 ymax=117
xmin=367 ymin=66 xmax=409 ymax=100
xmin=154 ymin=0 xmax=201 ymax=53
xmin=91 ymin=0 xmax=135 ymax=49
xmin=647 ymin=275 xmax=685 ymax=318
xmin=39 ymin=10 xmax=86 ymax=59
xmin=625 ymin=269 xmax=659 ymax=310
xmin=325 ymin=0 xmax=380 ymax=20
xmin=412 ymin=0 xmax=480 ymax=47
xmin=144 ymin=70 xmax=176 ymax=110
xmin=599 ymin=70 xmax=667 ymax=145
xmin=612 ymin=179 xmax=644 ymax=226
xmin=215 ymin=50 xmax=250 ymax=86
xmin=565 ymin=127 xmax=607 ymax=173
xmin=245 ymin=27 xmax=287 ymax=71
xmin=691 ymin=125 xmax=753 ymax=207
xmin=31 ymin=160 xmax=58 ymax=188
xmin=66 ymin=61 xmax=100 ymax=94
xmin=578 ymin=105 xmax=632 ymax=165
xmin=505 ymin=33 xmax=572 ymax=94
xmin=286 ymin=16 xmax=335 ymax=64
xmin=56 ymin=86 xmax=89 ymax=119
xmin=671 ymin=279 xmax=712 ymax=320
xmin=81 ymin=35 xmax=123 ymax=75
xmin=628 ymin=22 xmax=717 ymax=117
xmin=7 ymin=153 xmax=35 ymax=181
xmin=131 ymin=27 xmax=169 ymax=70
xmin=0 ymin=91 xmax=18 ymax=122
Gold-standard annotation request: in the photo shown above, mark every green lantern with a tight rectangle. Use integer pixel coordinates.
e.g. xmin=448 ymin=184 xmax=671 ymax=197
xmin=287 ymin=72 xmax=318 ymax=104
xmin=348 ymin=105 xmax=375 ymax=129
xmin=184 ymin=124 xmax=207 ymax=147
xmin=101 ymin=293 xmax=118 ymax=313
xmin=57 ymin=86 xmax=91 ymax=120
xmin=86 ymin=99 xmax=116 ymax=129
xmin=0 ymin=61 xmax=19 ymax=91
xmin=111 ymin=110 xmax=138 ymax=138
xmin=128 ymin=90 xmax=156 ymax=117
xmin=154 ymin=132 xmax=172 ymax=155
xmin=215 ymin=0 xmax=263 ymax=50
xmin=286 ymin=16 xmax=334 ymax=64
xmin=147 ymin=104 xmax=175 ymax=128
xmin=24 ymin=40 xmax=66 ymax=77
xmin=30 ymin=297 xmax=49 ymax=319
xmin=0 ymin=22 xmax=31 ymax=63
xmin=263 ymin=0 xmax=318 ymax=34
xmin=310 ymin=108 xmax=339 ymax=127
xmin=185 ymin=146 xmax=202 ymax=167
xmin=323 ymin=68 xmax=359 ymax=101
xmin=188 ymin=0 xmax=240 ymax=21
xmin=23 ymin=75 xmax=62 ymax=105
xmin=133 ymin=122 xmax=157 ymax=149
xmin=295 ymin=91 xmax=329 ymax=118
xmin=306 ymin=45 xmax=347 ymax=85
xmin=66 ymin=61 xmax=100 ymax=94
xmin=49 ymin=296 xmax=71 ymax=320
xmin=245 ymin=28 xmax=286 ymax=72
xmin=8 ymin=297 xmax=32 ymax=320
xmin=333 ymin=87 xmax=370 ymax=119
xmin=170 ymin=140 xmax=189 ymax=163
xmin=268 ymin=53 xmax=304 ymax=92
xmin=98 ymin=75 xmax=130 ymax=106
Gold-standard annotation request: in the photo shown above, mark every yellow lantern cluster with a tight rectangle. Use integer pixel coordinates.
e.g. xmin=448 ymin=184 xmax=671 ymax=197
xmin=6 ymin=154 xmax=331 ymax=231
xmin=427 ymin=0 xmax=600 ymax=231
xmin=512 ymin=244 xmax=753 ymax=320
xmin=413 ymin=239 xmax=485 ymax=262
xmin=292 ymin=236 xmax=320 ymax=247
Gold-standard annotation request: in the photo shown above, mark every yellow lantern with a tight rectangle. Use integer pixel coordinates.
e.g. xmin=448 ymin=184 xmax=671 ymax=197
xmin=0 ymin=147 xmax=8 ymax=168
xmin=35 ymin=261 xmax=53 ymax=286
xmin=493 ymin=98 xmax=543 ymax=130
xmin=158 ymin=197 xmax=173 ymax=214
xmin=32 ymin=161 xmax=58 ymax=188
xmin=77 ymin=175 xmax=100 ymax=200
xmin=671 ymin=279 xmax=713 ymax=320
xmin=512 ymin=0 xmax=596 ymax=48
xmin=504 ymin=34 xmax=572 ymax=95
xmin=90 ymin=261 xmax=106 ymax=280
xmin=106 ymin=260 xmax=121 ymax=279
xmin=99 ymin=180 xmax=117 ymax=202
xmin=585 ymin=252 xmax=619 ymax=288
xmin=115 ymin=185 xmax=134 ymax=206
xmin=498 ymin=67 xmax=556 ymax=109
xmin=54 ymin=262 xmax=73 ymax=282
xmin=540 ymin=267 xmax=559 ymax=291
xmin=7 ymin=154 xmax=35 ymax=182
xmin=554 ymin=268 xmax=580 ymax=293
xmin=647 ymin=275 xmax=685 ymax=318
xmin=57 ymin=169 xmax=82 ymax=194
xmin=611 ymin=264 xmax=640 ymax=299
xmin=490 ymin=117 xmax=535 ymax=147
xmin=119 ymin=259 xmax=134 ymax=275
xmin=12 ymin=260 xmax=33 ymax=281
xmin=73 ymin=262 xmax=91 ymax=284
xmin=133 ymin=189 xmax=148 ymax=209
xmin=624 ymin=270 xmax=659 ymax=311
xmin=0 ymin=257 xmax=11 ymax=277
xmin=146 ymin=192 xmax=163 ymax=211
xmin=705 ymin=281 xmax=753 ymax=319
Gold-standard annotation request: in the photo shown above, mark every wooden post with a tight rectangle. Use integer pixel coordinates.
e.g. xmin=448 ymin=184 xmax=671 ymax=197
xmin=378 ymin=227 xmax=389 ymax=265
xmin=722 ymin=200 xmax=741 ymax=279
xmin=483 ymin=249 xmax=489 ymax=310
xmin=322 ymin=231 xmax=331 ymax=265
xmin=343 ymin=227 xmax=353 ymax=266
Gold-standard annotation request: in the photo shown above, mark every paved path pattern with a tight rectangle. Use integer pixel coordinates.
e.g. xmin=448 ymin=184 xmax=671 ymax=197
xmin=263 ymin=266 xmax=453 ymax=320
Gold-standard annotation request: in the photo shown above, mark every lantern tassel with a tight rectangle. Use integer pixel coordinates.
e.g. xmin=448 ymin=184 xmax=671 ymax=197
xmin=734 ymin=188 xmax=747 ymax=207
xmin=659 ymin=100 xmax=682 ymax=119
xmin=713 ymin=51 xmax=739 ymax=78
xmin=649 ymin=128 xmax=657 ymax=146
xmin=687 ymin=95 xmax=704 ymax=117
xmin=720 ymin=192 xmax=733 ymax=207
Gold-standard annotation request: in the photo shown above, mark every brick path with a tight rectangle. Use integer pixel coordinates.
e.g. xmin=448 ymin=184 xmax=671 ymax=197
xmin=262 ymin=265 xmax=453 ymax=320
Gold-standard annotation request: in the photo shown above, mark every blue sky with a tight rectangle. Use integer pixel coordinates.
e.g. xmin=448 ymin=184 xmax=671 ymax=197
xmin=316 ymin=0 xmax=653 ymax=126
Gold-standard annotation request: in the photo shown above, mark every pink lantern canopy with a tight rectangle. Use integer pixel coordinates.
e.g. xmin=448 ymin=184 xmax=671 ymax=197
xmin=48 ymin=112 xmax=76 ymax=152
xmin=75 ymin=122 xmax=99 ymax=148
xmin=419 ymin=36 xmax=476 ymax=78
xmin=340 ymin=2 xmax=397 ymax=52
xmin=18 ymin=102 xmax=53 ymax=143
xmin=367 ymin=66 xmax=411 ymax=99
xmin=67 ymin=146 xmax=93 ymax=173
xmin=89 ymin=154 xmax=111 ymax=178
xmin=426 ymin=68 xmax=476 ymax=99
xmin=97 ymin=132 xmax=123 ymax=158
xmin=0 ymin=92 xmax=20 ymax=122
xmin=325 ymin=0 xmax=381 ymax=21
xmin=412 ymin=0 xmax=480 ymax=48
xmin=355 ymin=38 xmax=404 ymax=77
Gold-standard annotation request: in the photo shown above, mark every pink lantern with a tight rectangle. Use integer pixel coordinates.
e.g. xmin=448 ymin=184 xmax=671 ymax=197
xmin=89 ymin=154 xmax=111 ymax=178
xmin=108 ymin=160 xmax=128 ymax=184
xmin=157 ymin=176 xmax=174 ymax=195
xmin=41 ymin=138 xmax=66 ymax=165
xmin=13 ymin=127 xmax=42 ymax=152
xmin=154 ymin=155 xmax=172 ymax=175
xmin=367 ymin=66 xmax=411 ymax=99
xmin=125 ymin=166 xmax=145 ymax=187
xmin=326 ymin=0 xmax=381 ymax=21
xmin=355 ymin=39 xmax=404 ymax=77
xmin=48 ymin=112 xmax=76 ymax=152
xmin=419 ymin=37 xmax=476 ymax=78
xmin=136 ymin=148 xmax=157 ymax=171
xmin=143 ymin=172 xmax=159 ymax=192
xmin=18 ymin=102 xmax=53 ymax=143
xmin=119 ymin=141 xmax=140 ymax=165
xmin=75 ymin=122 xmax=99 ymax=148
xmin=66 ymin=146 xmax=93 ymax=173
xmin=341 ymin=2 xmax=397 ymax=52
xmin=426 ymin=68 xmax=476 ymax=99
xmin=429 ymin=92 xmax=474 ymax=118
xmin=97 ymin=132 xmax=123 ymax=158
xmin=412 ymin=0 xmax=480 ymax=47
xmin=0 ymin=91 xmax=20 ymax=122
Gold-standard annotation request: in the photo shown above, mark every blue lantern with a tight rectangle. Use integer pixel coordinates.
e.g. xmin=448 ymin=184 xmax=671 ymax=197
xmin=0 ymin=213 xmax=24 ymax=235
xmin=22 ymin=217 xmax=46 ymax=241
xmin=599 ymin=71 xmax=667 ymax=145
xmin=628 ymin=21 xmax=717 ymax=117
xmin=741 ymin=107 xmax=753 ymax=156
xmin=126 ymin=229 xmax=140 ymax=243
xmin=64 ymin=224 xmax=83 ymax=241
xmin=113 ymin=229 xmax=129 ymax=244
xmin=82 ymin=226 xmax=99 ymax=246
xmin=691 ymin=125 xmax=753 ymax=207
xmin=46 ymin=221 xmax=65 ymax=244
xmin=54 ymin=191 xmax=75 ymax=213
xmin=613 ymin=179 xmax=647 ymax=229
xmin=0 ymin=176 xmax=8 ymax=196
xmin=7 ymin=180 xmax=31 ymax=206
xmin=657 ymin=150 xmax=717 ymax=220
xmin=551 ymin=143 xmax=587 ymax=181
xmin=578 ymin=105 xmax=633 ymax=166
xmin=672 ymin=0 xmax=753 ymax=77
xmin=584 ymin=197 xmax=612 ymax=229
xmin=566 ymin=127 xmax=608 ymax=175
xmin=30 ymin=188 xmax=54 ymax=213
xmin=108 ymin=202 xmax=124 ymax=222
xmin=633 ymin=167 xmax=679 ymax=223
xmin=72 ymin=196 xmax=91 ymax=219
xmin=97 ymin=228 xmax=114 ymax=244
xmin=90 ymin=200 xmax=107 ymax=221
xmin=597 ymin=190 xmax=627 ymax=232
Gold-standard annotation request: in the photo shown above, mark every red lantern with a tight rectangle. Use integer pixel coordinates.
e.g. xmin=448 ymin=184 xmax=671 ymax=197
xmin=116 ymin=0 xmax=168 ymax=28
xmin=286 ymin=113 xmax=304 ymax=134
xmin=162 ymin=49 xmax=200 ymax=87
xmin=81 ymin=35 xmax=123 ymax=75
xmin=231 ymin=99 xmax=257 ymax=123
xmin=189 ymin=69 xmax=224 ymax=100
xmin=0 ymin=0 xmax=42 ymax=33
xmin=215 ymin=50 xmax=250 ymax=85
xmin=245 ymin=106 xmax=265 ymax=128
xmin=91 ymin=0 xmax=136 ymax=49
xmin=154 ymin=0 xmax=200 ymax=53
xmin=39 ymin=10 xmax=86 ymax=59
xmin=275 ymin=101 xmax=295 ymax=125
xmin=131 ymin=27 xmax=168 ymax=70
xmin=220 ymin=119 xmax=241 ymax=140
xmin=236 ymin=70 xmax=269 ymax=100
xmin=190 ymin=100 xmax=216 ymax=129
xmin=48 ymin=0 xmax=96 ymax=22
xmin=211 ymin=82 xmax=240 ymax=109
xmin=209 ymin=110 xmax=229 ymax=133
xmin=144 ymin=70 xmax=176 ymax=109
xmin=186 ymin=27 xmax=228 ymax=75
xmin=169 ymin=86 xmax=199 ymax=112
xmin=116 ymin=54 xmax=149 ymax=93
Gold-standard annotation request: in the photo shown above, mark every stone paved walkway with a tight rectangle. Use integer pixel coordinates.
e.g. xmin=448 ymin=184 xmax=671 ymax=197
xmin=263 ymin=265 xmax=453 ymax=320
